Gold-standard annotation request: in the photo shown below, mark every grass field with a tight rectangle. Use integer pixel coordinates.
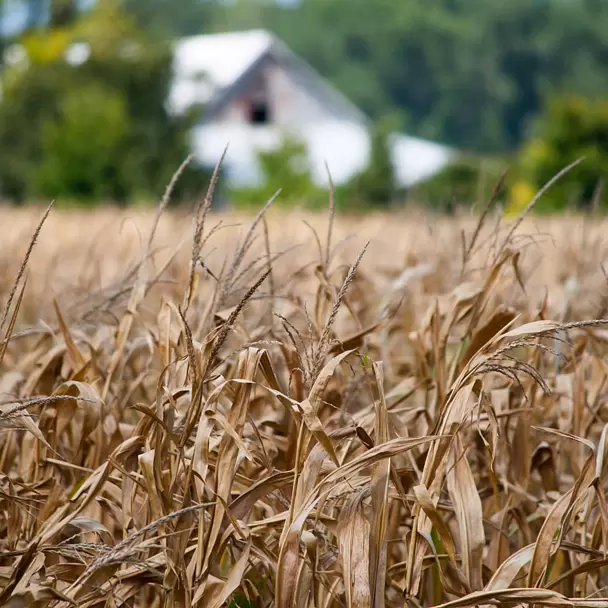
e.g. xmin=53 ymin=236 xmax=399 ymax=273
xmin=2 ymin=195 xmax=608 ymax=607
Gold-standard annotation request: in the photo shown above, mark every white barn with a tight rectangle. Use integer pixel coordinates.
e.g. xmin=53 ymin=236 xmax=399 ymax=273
xmin=169 ymin=29 xmax=455 ymax=189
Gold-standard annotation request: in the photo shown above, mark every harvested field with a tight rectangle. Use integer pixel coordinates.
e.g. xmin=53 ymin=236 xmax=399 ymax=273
xmin=2 ymin=197 xmax=608 ymax=607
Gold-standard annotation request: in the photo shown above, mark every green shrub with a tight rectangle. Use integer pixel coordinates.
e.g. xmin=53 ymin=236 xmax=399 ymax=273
xmin=408 ymin=155 xmax=509 ymax=213
xmin=34 ymin=84 xmax=130 ymax=202
xmin=230 ymin=136 xmax=327 ymax=210
xmin=0 ymin=0 xmax=205 ymax=206
xmin=517 ymin=94 xmax=608 ymax=212
xmin=348 ymin=119 xmax=396 ymax=208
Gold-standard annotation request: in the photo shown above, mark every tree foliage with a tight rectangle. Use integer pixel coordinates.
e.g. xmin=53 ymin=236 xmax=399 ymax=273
xmin=121 ymin=0 xmax=219 ymax=38
xmin=349 ymin=120 xmax=396 ymax=208
xmin=0 ymin=0 xmax=205 ymax=204
xmin=515 ymin=95 xmax=608 ymax=212
xmin=410 ymin=156 xmax=508 ymax=214
xmin=35 ymin=83 xmax=130 ymax=201
xmin=230 ymin=135 xmax=326 ymax=210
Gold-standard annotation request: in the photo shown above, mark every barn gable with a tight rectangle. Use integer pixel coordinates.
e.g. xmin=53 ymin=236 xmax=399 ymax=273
xmin=170 ymin=29 xmax=366 ymax=126
xmin=169 ymin=29 xmax=455 ymax=189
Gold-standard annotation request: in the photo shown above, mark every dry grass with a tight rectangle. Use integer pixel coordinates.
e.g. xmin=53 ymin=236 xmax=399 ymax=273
xmin=2 ymin=188 xmax=608 ymax=607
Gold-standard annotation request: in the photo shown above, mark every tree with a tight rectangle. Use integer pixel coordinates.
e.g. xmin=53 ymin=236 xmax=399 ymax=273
xmin=0 ymin=0 xmax=204 ymax=204
xmin=230 ymin=135 xmax=326 ymax=210
xmin=34 ymin=83 xmax=131 ymax=201
xmin=409 ymin=155 xmax=508 ymax=213
xmin=516 ymin=95 xmax=608 ymax=212
xmin=122 ymin=0 xmax=219 ymax=38
xmin=350 ymin=120 xmax=396 ymax=207
xmin=49 ymin=0 xmax=79 ymax=27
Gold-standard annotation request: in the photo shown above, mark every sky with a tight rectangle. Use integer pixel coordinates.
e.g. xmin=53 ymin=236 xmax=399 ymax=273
xmin=0 ymin=0 xmax=40 ymax=37
xmin=0 ymin=0 xmax=95 ymax=37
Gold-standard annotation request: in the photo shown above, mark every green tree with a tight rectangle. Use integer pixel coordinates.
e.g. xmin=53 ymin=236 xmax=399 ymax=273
xmin=122 ymin=0 xmax=219 ymax=38
xmin=0 ymin=0 xmax=204 ymax=204
xmin=230 ymin=135 xmax=325 ymax=209
xmin=35 ymin=83 xmax=130 ymax=201
xmin=349 ymin=120 xmax=396 ymax=208
xmin=409 ymin=155 xmax=508 ymax=213
xmin=50 ymin=0 xmax=79 ymax=27
xmin=517 ymin=95 xmax=608 ymax=211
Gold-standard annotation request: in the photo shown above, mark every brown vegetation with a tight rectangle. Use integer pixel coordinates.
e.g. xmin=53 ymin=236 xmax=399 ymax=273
xmin=1 ymin=183 xmax=608 ymax=606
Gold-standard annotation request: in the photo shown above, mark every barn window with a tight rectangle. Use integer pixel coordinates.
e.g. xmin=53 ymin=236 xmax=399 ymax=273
xmin=244 ymin=73 xmax=271 ymax=125
xmin=248 ymin=100 xmax=270 ymax=124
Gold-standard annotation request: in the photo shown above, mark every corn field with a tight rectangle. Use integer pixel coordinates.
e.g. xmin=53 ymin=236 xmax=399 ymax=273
xmin=2 ymin=175 xmax=608 ymax=607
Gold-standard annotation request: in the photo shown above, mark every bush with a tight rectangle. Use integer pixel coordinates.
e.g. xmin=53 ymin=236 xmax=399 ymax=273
xmin=0 ymin=0 xmax=206 ymax=205
xmin=348 ymin=119 xmax=396 ymax=208
xmin=34 ymin=84 xmax=130 ymax=201
xmin=516 ymin=94 xmax=608 ymax=212
xmin=408 ymin=155 xmax=508 ymax=213
xmin=230 ymin=136 xmax=328 ymax=210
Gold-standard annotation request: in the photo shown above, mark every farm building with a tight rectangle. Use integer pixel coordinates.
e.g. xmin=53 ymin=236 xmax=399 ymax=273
xmin=168 ymin=29 xmax=455 ymax=189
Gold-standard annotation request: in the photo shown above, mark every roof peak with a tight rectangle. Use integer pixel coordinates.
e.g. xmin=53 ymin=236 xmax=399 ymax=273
xmin=177 ymin=28 xmax=277 ymax=48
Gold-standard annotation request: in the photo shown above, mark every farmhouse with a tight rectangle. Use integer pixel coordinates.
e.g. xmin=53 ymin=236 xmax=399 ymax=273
xmin=169 ymin=29 xmax=455 ymax=189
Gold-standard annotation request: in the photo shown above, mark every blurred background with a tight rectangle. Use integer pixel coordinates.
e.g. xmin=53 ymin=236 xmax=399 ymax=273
xmin=0 ymin=0 xmax=606 ymax=214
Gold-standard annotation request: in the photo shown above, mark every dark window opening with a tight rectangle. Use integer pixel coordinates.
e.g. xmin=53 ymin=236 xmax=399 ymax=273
xmin=247 ymin=100 xmax=270 ymax=125
xmin=243 ymin=70 xmax=272 ymax=125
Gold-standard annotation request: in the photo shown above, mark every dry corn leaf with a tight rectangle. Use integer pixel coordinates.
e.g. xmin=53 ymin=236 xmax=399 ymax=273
xmin=447 ymin=434 xmax=485 ymax=591
xmin=370 ymin=361 xmax=390 ymax=608
xmin=337 ymin=488 xmax=371 ymax=608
